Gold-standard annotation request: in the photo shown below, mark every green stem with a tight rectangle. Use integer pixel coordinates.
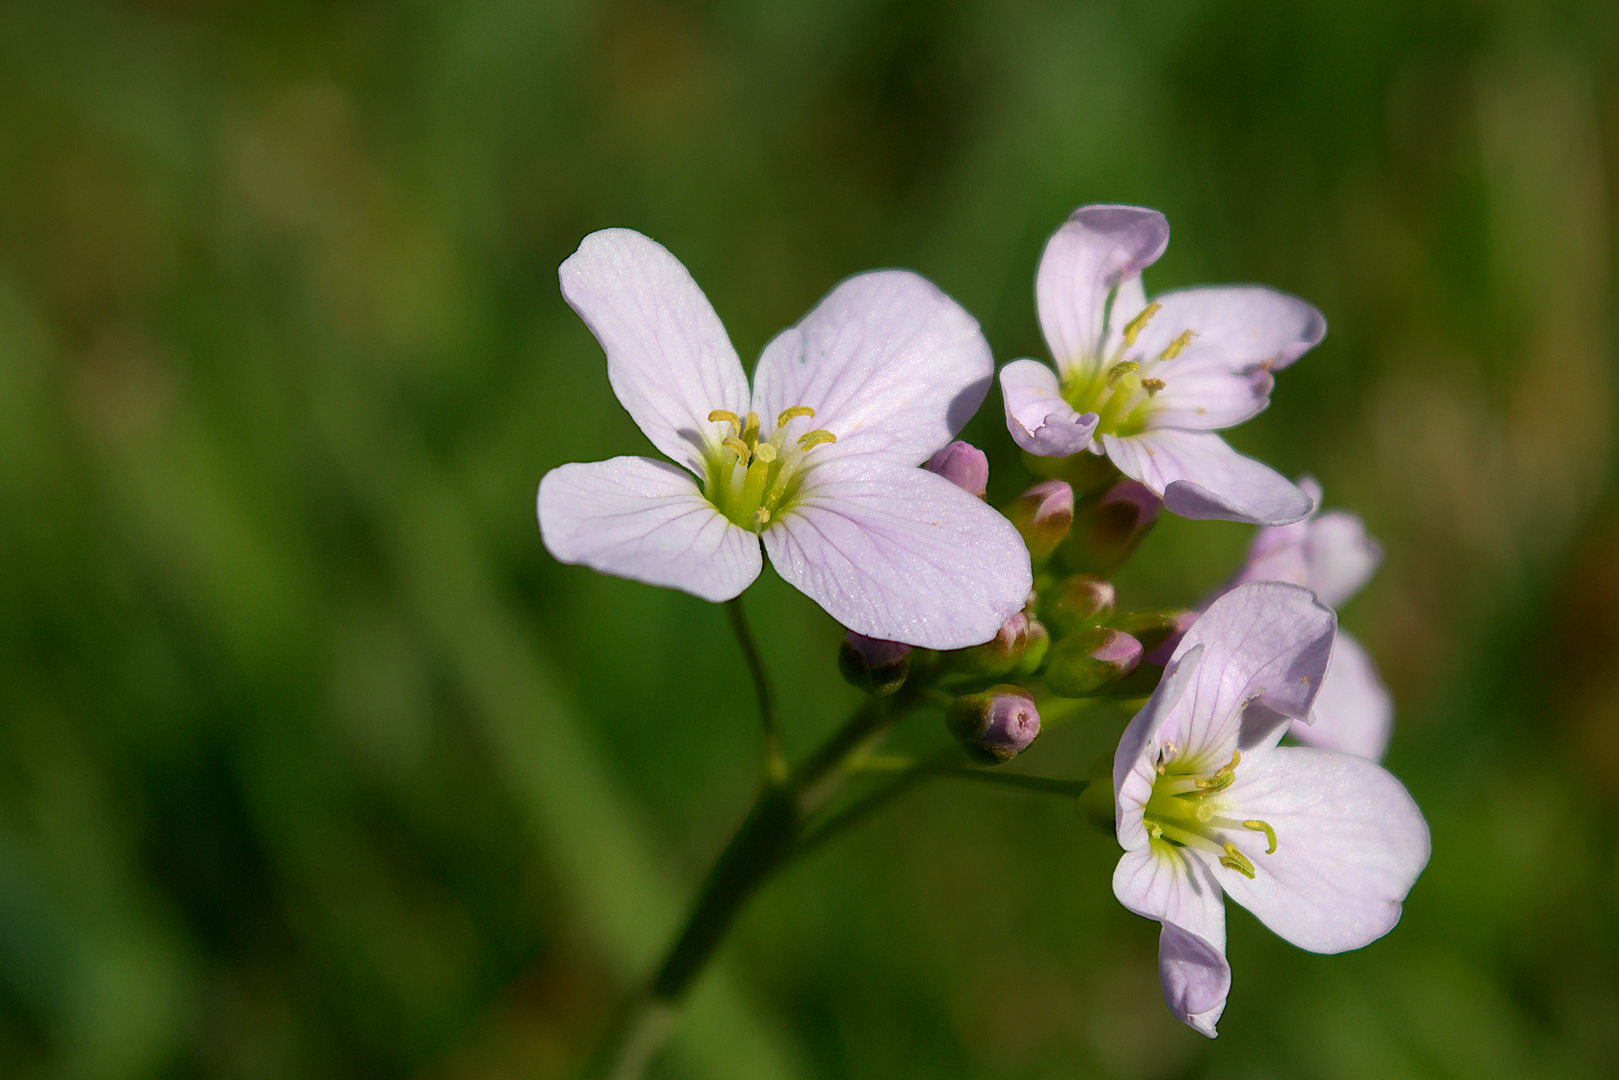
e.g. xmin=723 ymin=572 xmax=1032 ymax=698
xmin=727 ymin=598 xmax=785 ymax=782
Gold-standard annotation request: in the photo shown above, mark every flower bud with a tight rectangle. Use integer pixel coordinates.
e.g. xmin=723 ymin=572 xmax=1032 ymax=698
xmin=1065 ymin=479 xmax=1161 ymax=575
xmin=1041 ymin=574 xmax=1117 ymax=638
xmin=925 ymin=440 xmax=989 ymax=499
xmin=1009 ymin=618 xmax=1050 ymax=677
xmin=947 ymin=611 xmax=1029 ymax=678
xmin=839 ymin=632 xmax=911 ymax=695
xmin=1044 ymin=627 xmax=1142 ymax=698
xmin=1003 ymin=480 xmax=1074 ymax=564
xmin=946 ymin=685 xmax=1041 ymax=764
xmin=1113 ymin=609 xmax=1192 ymax=659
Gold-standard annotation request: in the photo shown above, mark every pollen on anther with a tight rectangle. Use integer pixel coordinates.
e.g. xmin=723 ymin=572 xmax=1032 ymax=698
xmin=1159 ymin=330 xmax=1196 ymax=360
xmin=1142 ymin=377 xmax=1165 ymax=397
xmin=797 ymin=429 xmax=837 ymax=451
xmin=776 ymin=405 xmax=816 ymax=428
xmin=1106 ymin=360 xmax=1141 ymax=388
xmin=722 ymin=436 xmax=752 ymax=463
xmin=708 ymin=409 xmax=741 ymax=434
xmin=1121 ymin=302 xmax=1162 ymax=347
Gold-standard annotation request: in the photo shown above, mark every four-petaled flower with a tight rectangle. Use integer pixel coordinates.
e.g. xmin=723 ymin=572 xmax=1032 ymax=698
xmin=1224 ymin=476 xmax=1392 ymax=759
xmin=1001 ymin=205 xmax=1326 ymax=525
xmin=537 ymin=228 xmax=1032 ymax=649
xmin=1112 ymin=582 xmax=1429 ymax=1036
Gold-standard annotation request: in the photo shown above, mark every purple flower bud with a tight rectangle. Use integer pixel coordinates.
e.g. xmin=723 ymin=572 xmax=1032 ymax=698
xmin=1067 ymin=479 xmax=1163 ymax=575
xmin=1010 ymin=618 xmax=1050 ymax=677
xmin=1044 ymin=627 xmax=1142 ymax=698
xmin=925 ymin=440 xmax=990 ymax=499
xmin=839 ymin=632 xmax=912 ymax=695
xmin=1004 ymin=480 xmax=1075 ymax=564
xmin=946 ymin=685 xmax=1041 ymax=764
xmin=948 ymin=611 xmax=1029 ymax=677
xmin=1041 ymin=574 xmax=1117 ymax=638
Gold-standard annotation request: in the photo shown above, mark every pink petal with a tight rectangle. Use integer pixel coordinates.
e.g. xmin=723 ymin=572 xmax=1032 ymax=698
xmin=1145 ymin=355 xmax=1277 ymax=431
xmin=1037 ymin=205 xmax=1169 ymax=378
xmin=751 ymin=271 xmax=992 ymax=467
xmin=1303 ymin=511 xmax=1383 ymax=608
xmin=999 ymin=359 xmax=1098 ymax=457
xmin=1161 ymin=583 xmax=1336 ymax=770
xmin=1216 ymin=746 xmax=1431 ymax=954
xmin=1102 ymin=429 xmax=1313 ymax=526
xmin=1288 ymin=631 xmax=1393 ymax=761
xmin=1112 ymin=844 xmax=1227 ymax=951
xmin=1131 ymin=285 xmax=1326 ymax=374
xmin=537 ymin=456 xmax=761 ymax=603
xmin=762 ymin=458 xmax=1031 ymax=649
xmin=1158 ymin=923 xmax=1231 ymax=1038
xmin=559 ymin=230 xmax=750 ymax=476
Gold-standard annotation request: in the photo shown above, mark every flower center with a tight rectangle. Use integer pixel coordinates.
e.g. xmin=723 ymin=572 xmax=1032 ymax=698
xmin=702 ymin=405 xmax=837 ymax=531
xmin=1061 ymin=301 xmax=1195 ymax=439
xmin=1141 ymin=746 xmax=1276 ymax=879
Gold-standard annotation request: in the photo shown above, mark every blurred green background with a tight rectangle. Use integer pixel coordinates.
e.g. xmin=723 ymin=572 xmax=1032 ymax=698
xmin=2 ymin=0 xmax=1617 ymax=1077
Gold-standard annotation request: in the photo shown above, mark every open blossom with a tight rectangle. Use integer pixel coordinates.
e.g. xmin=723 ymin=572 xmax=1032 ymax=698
xmin=1000 ymin=205 xmax=1325 ymax=525
xmin=1112 ymin=582 xmax=1429 ymax=1036
xmin=537 ymin=229 xmax=1032 ymax=649
xmin=1225 ymin=477 xmax=1392 ymax=759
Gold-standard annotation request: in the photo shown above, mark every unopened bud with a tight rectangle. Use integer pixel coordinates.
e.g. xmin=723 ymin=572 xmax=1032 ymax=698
xmin=1041 ymin=574 xmax=1117 ymax=638
xmin=1004 ymin=480 xmax=1075 ymax=564
xmin=1010 ymin=619 xmax=1050 ymax=677
xmin=947 ymin=611 xmax=1029 ymax=678
xmin=925 ymin=440 xmax=989 ymax=499
xmin=1065 ymin=479 xmax=1161 ymax=574
xmin=1112 ymin=610 xmax=1191 ymax=659
xmin=946 ymin=685 xmax=1041 ymax=764
xmin=839 ymin=632 xmax=911 ymax=695
xmin=1044 ymin=627 xmax=1142 ymax=698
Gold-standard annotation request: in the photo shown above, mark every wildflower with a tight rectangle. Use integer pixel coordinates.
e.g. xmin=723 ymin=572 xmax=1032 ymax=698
xmin=1112 ymin=582 xmax=1429 ymax=1036
xmin=1225 ymin=477 xmax=1391 ymax=759
xmin=538 ymin=229 xmax=1032 ymax=649
xmin=1000 ymin=205 xmax=1325 ymax=525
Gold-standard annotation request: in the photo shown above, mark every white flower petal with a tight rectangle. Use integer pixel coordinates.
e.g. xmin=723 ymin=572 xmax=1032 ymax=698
xmin=1145 ymin=356 xmax=1276 ymax=430
xmin=1113 ymin=844 xmax=1227 ymax=951
xmin=1158 ymin=922 xmax=1231 ymax=1038
xmin=1288 ymin=631 xmax=1393 ymax=761
xmin=1132 ymin=286 xmax=1325 ymax=374
xmin=761 ymin=458 xmax=1031 ymax=649
xmin=751 ymin=271 xmax=992 ymax=467
xmin=1100 ymin=274 xmax=1149 ymax=358
xmin=559 ymin=229 xmax=750 ymax=475
xmin=537 ymin=456 xmax=761 ymax=603
xmin=1303 ymin=511 xmax=1383 ymax=608
xmin=1102 ymin=429 xmax=1313 ymax=526
xmin=1114 ymin=645 xmax=1204 ymax=849
xmin=1037 ymin=206 xmax=1169 ymax=378
xmin=998 ymin=359 xmax=1098 ymax=457
xmin=1216 ymin=746 xmax=1430 ymax=954
xmin=1165 ymin=583 xmax=1336 ymax=769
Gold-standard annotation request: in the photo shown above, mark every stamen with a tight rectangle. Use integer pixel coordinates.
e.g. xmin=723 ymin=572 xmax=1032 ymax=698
xmin=1159 ymin=330 xmax=1195 ymax=360
xmin=1141 ymin=377 xmax=1165 ymax=397
xmin=722 ymin=436 xmax=752 ymax=464
xmin=1156 ymin=742 xmax=1179 ymax=774
xmin=1219 ymin=842 xmax=1256 ymax=878
xmin=1243 ymin=820 xmax=1277 ymax=854
xmin=1121 ymin=302 xmax=1162 ymax=347
xmin=797 ymin=429 xmax=837 ymax=451
xmin=1195 ymin=750 xmax=1242 ymax=793
xmin=740 ymin=411 xmax=761 ymax=448
xmin=755 ymin=507 xmax=771 ymax=525
xmin=776 ymin=405 xmax=816 ymax=428
xmin=707 ymin=409 xmax=741 ymax=435
xmin=1106 ymin=360 xmax=1141 ymax=387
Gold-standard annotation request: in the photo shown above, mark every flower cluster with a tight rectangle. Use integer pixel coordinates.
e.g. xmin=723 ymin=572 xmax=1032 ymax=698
xmin=536 ymin=208 xmax=1428 ymax=1045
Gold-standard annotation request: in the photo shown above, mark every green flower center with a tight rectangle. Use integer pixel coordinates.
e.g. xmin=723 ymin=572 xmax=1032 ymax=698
xmin=702 ymin=405 xmax=837 ymax=531
xmin=1141 ymin=746 xmax=1276 ymax=879
xmin=1060 ymin=301 xmax=1195 ymax=438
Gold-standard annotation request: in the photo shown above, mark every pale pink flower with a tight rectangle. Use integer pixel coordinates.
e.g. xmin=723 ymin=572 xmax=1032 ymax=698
xmin=1226 ymin=477 xmax=1392 ymax=759
xmin=537 ymin=229 xmax=1031 ymax=649
xmin=1000 ymin=205 xmax=1325 ymax=525
xmin=1112 ymin=582 xmax=1429 ymax=1036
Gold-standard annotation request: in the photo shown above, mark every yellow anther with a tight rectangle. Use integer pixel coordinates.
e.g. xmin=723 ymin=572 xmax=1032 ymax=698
xmin=1215 ymin=750 xmax=1241 ymax=777
xmin=722 ymin=436 xmax=752 ymax=463
xmin=707 ymin=409 xmax=741 ymax=434
xmin=740 ymin=411 xmax=761 ymax=447
xmin=1106 ymin=360 xmax=1141 ymax=388
xmin=1156 ymin=742 xmax=1179 ymax=774
xmin=754 ymin=444 xmax=778 ymax=464
xmin=1141 ymin=377 xmax=1165 ymax=397
xmin=776 ymin=405 xmax=816 ymax=428
xmin=1159 ymin=330 xmax=1196 ymax=361
xmin=755 ymin=507 xmax=772 ymax=525
xmin=1121 ymin=302 xmax=1161 ymax=347
xmin=1244 ymin=819 xmax=1278 ymax=855
xmin=1148 ymin=822 xmax=1164 ymax=841
xmin=797 ymin=429 xmax=837 ymax=451
xmin=1219 ymin=842 xmax=1256 ymax=879
xmin=1195 ymin=750 xmax=1242 ymax=793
